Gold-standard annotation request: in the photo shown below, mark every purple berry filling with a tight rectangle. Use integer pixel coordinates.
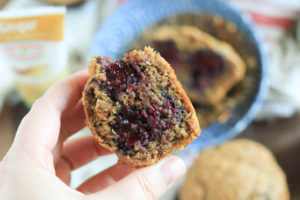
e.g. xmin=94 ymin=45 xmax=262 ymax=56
xmin=152 ymin=40 xmax=227 ymax=90
xmin=114 ymin=97 xmax=183 ymax=154
xmin=152 ymin=40 xmax=179 ymax=62
xmin=189 ymin=50 xmax=226 ymax=89
xmin=88 ymin=56 xmax=185 ymax=155
xmin=100 ymin=60 xmax=144 ymax=101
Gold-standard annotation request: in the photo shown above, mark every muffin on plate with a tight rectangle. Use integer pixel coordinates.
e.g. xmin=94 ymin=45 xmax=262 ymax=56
xmin=179 ymin=139 xmax=290 ymax=200
xmin=151 ymin=25 xmax=246 ymax=105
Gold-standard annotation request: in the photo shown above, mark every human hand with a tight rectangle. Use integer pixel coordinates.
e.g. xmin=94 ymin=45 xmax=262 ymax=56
xmin=0 ymin=70 xmax=185 ymax=200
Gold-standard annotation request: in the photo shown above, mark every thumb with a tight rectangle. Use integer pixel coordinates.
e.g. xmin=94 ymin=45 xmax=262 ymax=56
xmin=86 ymin=156 xmax=185 ymax=200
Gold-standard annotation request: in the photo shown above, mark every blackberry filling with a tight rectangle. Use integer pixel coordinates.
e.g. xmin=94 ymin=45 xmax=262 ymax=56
xmin=114 ymin=97 xmax=183 ymax=154
xmin=101 ymin=60 xmax=144 ymax=101
xmin=152 ymin=39 xmax=227 ymax=90
xmin=189 ymin=50 xmax=226 ymax=89
xmin=94 ymin=57 xmax=184 ymax=155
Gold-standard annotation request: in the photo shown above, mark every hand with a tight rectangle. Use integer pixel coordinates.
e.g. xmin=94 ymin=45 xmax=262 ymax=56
xmin=0 ymin=70 xmax=185 ymax=200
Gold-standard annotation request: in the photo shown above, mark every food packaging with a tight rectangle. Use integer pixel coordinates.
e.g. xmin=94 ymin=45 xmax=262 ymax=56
xmin=0 ymin=6 xmax=68 ymax=106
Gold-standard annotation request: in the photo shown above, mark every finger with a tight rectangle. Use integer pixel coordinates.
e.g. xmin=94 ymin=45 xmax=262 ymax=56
xmin=86 ymin=156 xmax=185 ymax=200
xmin=77 ymin=163 xmax=136 ymax=194
xmin=11 ymin=70 xmax=89 ymax=166
xmin=55 ymin=136 xmax=111 ymax=185
xmin=60 ymin=100 xmax=86 ymax=142
xmin=55 ymin=136 xmax=111 ymax=174
xmin=53 ymin=100 xmax=86 ymax=164
xmin=55 ymin=155 xmax=72 ymax=185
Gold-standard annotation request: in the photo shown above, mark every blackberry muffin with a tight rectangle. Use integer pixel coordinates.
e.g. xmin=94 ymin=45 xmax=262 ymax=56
xmin=179 ymin=139 xmax=290 ymax=200
xmin=82 ymin=47 xmax=200 ymax=167
xmin=151 ymin=25 xmax=246 ymax=105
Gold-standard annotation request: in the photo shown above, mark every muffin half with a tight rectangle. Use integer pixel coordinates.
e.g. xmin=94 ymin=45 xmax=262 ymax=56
xmin=82 ymin=47 xmax=200 ymax=167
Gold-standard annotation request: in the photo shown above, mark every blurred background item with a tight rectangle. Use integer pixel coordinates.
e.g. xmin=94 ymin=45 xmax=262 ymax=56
xmin=227 ymin=0 xmax=300 ymax=119
xmin=0 ymin=0 xmax=8 ymax=8
xmin=0 ymin=6 xmax=67 ymax=106
xmin=43 ymin=0 xmax=86 ymax=6
xmin=0 ymin=55 xmax=13 ymax=110
xmin=180 ymin=139 xmax=290 ymax=200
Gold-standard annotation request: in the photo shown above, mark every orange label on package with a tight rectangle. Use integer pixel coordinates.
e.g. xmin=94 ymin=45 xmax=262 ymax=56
xmin=0 ymin=14 xmax=64 ymax=43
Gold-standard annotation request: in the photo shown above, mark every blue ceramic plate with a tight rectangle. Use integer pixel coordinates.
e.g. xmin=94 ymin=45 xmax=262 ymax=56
xmin=89 ymin=0 xmax=268 ymax=152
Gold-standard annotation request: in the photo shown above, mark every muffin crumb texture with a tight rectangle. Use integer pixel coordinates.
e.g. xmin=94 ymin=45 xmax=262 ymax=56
xmin=82 ymin=47 xmax=200 ymax=167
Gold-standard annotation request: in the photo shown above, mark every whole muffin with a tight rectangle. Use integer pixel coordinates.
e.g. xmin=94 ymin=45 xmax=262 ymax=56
xmin=179 ymin=139 xmax=289 ymax=200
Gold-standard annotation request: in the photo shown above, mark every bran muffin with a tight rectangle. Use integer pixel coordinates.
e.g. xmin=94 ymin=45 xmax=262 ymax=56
xmin=82 ymin=47 xmax=200 ymax=167
xmin=179 ymin=139 xmax=290 ymax=200
xmin=151 ymin=25 xmax=246 ymax=105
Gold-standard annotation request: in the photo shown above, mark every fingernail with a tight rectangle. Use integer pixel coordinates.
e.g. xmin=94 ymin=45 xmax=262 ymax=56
xmin=160 ymin=156 xmax=185 ymax=186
